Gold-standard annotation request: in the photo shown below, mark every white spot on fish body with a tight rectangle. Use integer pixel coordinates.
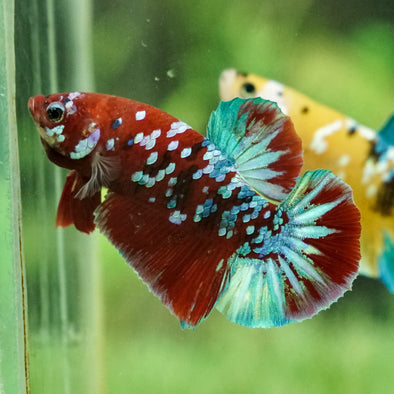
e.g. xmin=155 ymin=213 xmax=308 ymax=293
xmin=106 ymin=138 xmax=115 ymax=151
xmin=146 ymin=178 xmax=156 ymax=188
xmin=152 ymin=129 xmax=161 ymax=139
xmin=215 ymin=174 xmax=226 ymax=182
xmin=258 ymin=80 xmax=287 ymax=114
xmin=165 ymin=162 xmax=175 ymax=174
xmin=145 ymin=138 xmax=156 ymax=150
xmin=310 ymin=119 xmax=343 ymax=154
xmin=246 ymin=225 xmax=255 ymax=235
xmin=70 ymin=128 xmax=101 ymax=159
xmin=345 ymin=118 xmax=376 ymax=141
xmin=131 ymin=171 xmax=143 ymax=182
xmin=168 ymin=177 xmax=177 ymax=186
xmin=338 ymin=154 xmax=350 ymax=167
xmin=147 ymin=151 xmax=158 ymax=165
xmin=358 ymin=125 xmax=377 ymax=141
xmin=167 ymin=121 xmax=191 ymax=138
xmin=57 ymin=135 xmax=65 ymax=142
xmin=136 ymin=110 xmax=146 ymax=121
xmin=202 ymin=164 xmax=214 ymax=174
xmin=155 ymin=169 xmax=166 ymax=182
xmin=45 ymin=124 xmax=65 ymax=137
xmin=139 ymin=174 xmax=149 ymax=185
xmin=169 ymin=210 xmax=187 ymax=225
xmin=242 ymin=214 xmax=251 ymax=223
xmin=203 ymin=151 xmax=214 ymax=160
xmin=192 ymin=169 xmax=203 ymax=180
xmin=181 ymin=147 xmax=192 ymax=158
xmin=68 ymin=92 xmax=81 ymax=100
xmin=218 ymin=228 xmax=226 ymax=237
xmin=168 ymin=140 xmax=179 ymax=151
xmin=65 ymin=100 xmax=77 ymax=115
xmin=87 ymin=128 xmax=101 ymax=148
xmin=134 ymin=132 xmax=144 ymax=144
xmin=366 ymin=184 xmax=378 ymax=198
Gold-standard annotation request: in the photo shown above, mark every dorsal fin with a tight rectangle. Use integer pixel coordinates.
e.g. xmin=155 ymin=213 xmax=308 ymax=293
xmin=207 ymin=98 xmax=303 ymax=203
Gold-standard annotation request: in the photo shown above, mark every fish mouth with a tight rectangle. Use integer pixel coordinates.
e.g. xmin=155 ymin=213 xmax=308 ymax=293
xmin=28 ymin=95 xmax=45 ymax=118
xmin=28 ymin=96 xmax=34 ymax=114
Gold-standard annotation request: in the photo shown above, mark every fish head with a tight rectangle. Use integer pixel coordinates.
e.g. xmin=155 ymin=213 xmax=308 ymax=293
xmin=28 ymin=92 xmax=102 ymax=164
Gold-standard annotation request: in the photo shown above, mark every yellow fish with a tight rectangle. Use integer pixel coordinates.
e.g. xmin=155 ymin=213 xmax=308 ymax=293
xmin=219 ymin=69 xmax=394 ymax=292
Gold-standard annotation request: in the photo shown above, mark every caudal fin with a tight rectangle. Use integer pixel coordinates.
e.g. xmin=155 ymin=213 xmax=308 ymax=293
xmin=216 ymin=170 xmax=361 ymax=328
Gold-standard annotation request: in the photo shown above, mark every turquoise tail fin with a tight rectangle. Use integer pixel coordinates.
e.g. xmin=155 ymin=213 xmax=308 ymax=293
xmin=375 ymin=114 xmax=394 ymax=154
xmin=378 ymin=114 xmax=394 ymax=145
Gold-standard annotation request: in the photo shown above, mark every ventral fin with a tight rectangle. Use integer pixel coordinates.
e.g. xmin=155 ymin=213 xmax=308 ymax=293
xmin=216 ymin=170 xmax=361 ymax=328
xmin=56 ymin=170 xmax=101 ymax=234
xmin=94 ymin=193 xmax=232 ymax=328
xmin=207 ymin=98 xmax=303 ymax=203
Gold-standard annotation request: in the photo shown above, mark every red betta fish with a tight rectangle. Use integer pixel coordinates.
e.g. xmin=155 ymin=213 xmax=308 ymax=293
xmin=28 ymin=92 xmax=361 ymax=328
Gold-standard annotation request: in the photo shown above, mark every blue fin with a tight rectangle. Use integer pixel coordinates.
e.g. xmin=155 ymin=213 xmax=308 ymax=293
xmin=374 ymin=114 xmax=394 ymax=156
xmin=207 ymin=98 xmax=303 ymax=202
xmin=215 ymin=170 xmax=361 ymax=328
xmin=378 ymin=232 xmax=394 ymax=293
xmin=378 ymin=114 xmax=394 ymax=145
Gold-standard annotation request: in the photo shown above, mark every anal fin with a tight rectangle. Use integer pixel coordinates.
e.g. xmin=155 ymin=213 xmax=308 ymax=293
xmin=94 ymin=193 xmax=232 ymax=328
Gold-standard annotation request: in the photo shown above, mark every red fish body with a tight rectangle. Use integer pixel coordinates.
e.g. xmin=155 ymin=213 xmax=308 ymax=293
xmin=28 ymin=92 xmax=361 ymax=328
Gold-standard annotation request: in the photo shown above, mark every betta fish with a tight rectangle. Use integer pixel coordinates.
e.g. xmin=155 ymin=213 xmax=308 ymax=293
xmin=220 ymin=69 xmax=394 ymax=293
xmin=28 ymin=92 xmax=361 ymax=328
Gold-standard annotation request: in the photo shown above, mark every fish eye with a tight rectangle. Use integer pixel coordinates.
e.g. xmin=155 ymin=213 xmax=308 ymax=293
xmin=46 ymin=102 xmax=65 ymax=123
xmin=240 ymin=82 xmax=256 ymax=97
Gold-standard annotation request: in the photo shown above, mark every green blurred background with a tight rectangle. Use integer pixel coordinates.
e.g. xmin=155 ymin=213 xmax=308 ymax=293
xmin=15 ymin=0 xmax=394 ymax=393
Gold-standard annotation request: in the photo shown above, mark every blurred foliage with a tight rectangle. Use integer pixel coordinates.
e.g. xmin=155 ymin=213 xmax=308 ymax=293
xmin=16 ymin=0 xmax=394 ymax=393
